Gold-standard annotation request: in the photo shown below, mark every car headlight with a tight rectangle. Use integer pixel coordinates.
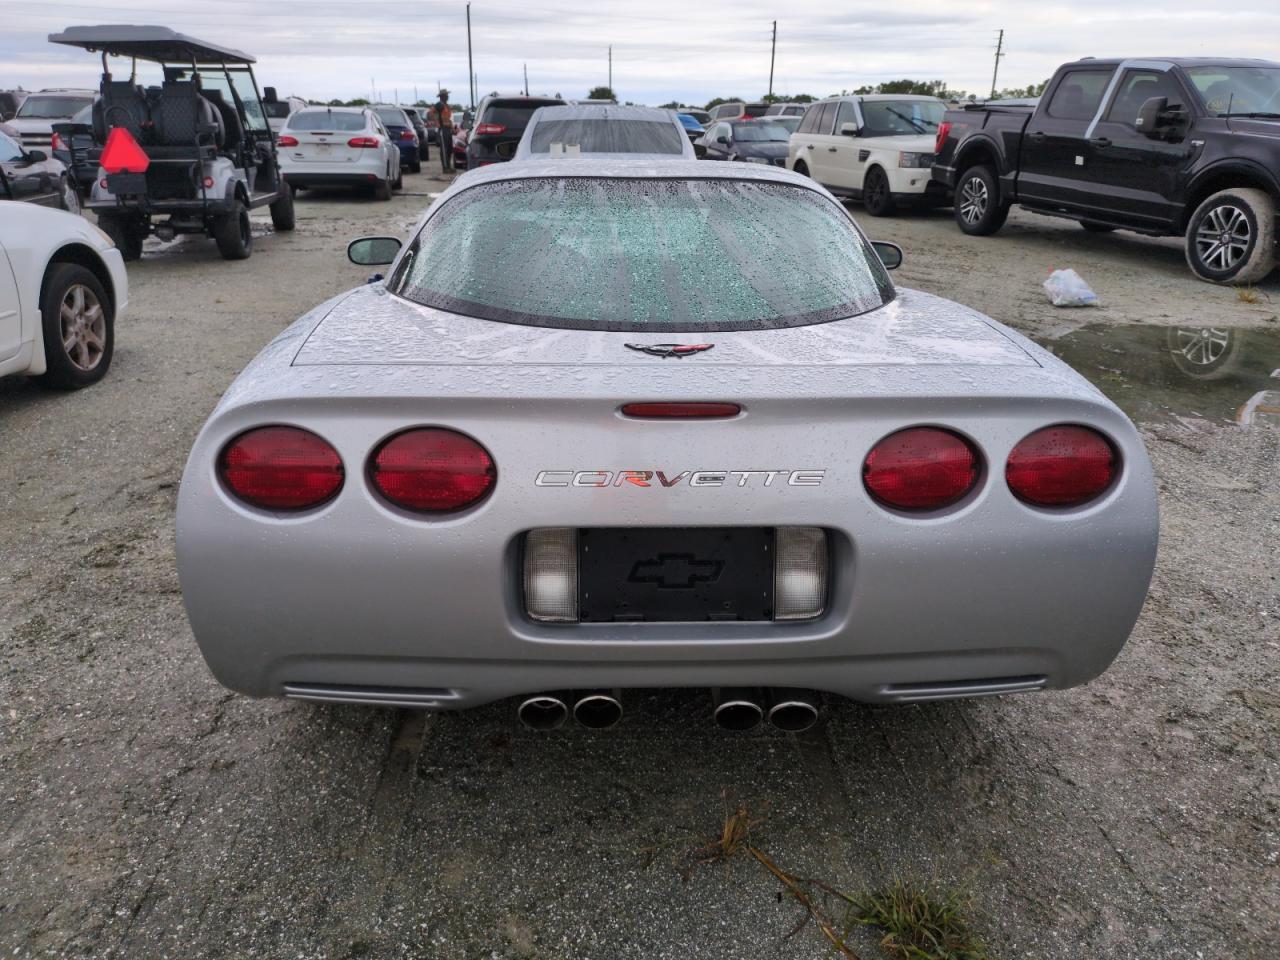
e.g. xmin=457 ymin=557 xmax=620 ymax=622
xmin=742 ymin=156 xmax=770 ymax=164
xmin=898 ymin=151 xmax=935 ymax=169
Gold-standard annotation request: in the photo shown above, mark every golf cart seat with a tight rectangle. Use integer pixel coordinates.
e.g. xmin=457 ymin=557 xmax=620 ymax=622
xmin=93 ymin=80 xmax=153 ymax=144
xmin=202 ymin=88 xmax=243 ymax=156
xmin=148 ymin=79 xmax=223 ymax=159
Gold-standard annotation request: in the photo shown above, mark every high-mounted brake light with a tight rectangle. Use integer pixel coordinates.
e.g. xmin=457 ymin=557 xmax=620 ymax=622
xmin=277 ymin=134 xmax=299 ymax=147
xmin=219 ymin=426 xmax=344 ymax=510
xmin=1006 ymin=425 xmax=1117 ymax=507
xmin=347 ymin=136 xmax=380 ymax=148
xmin=369 ymin=428 xmax=496 ymax=513
xmin=475 ymin=122 xmax=506 ymax=135
xmin=934 ymin=120 xmax=952 ymax=156
xmin=863 ymin=427 xmax=980 ymax=511
xmin=100 ymin=126 xmax=150 ymax=174
xmin=621 ymin=402 xmax=740 ymax=419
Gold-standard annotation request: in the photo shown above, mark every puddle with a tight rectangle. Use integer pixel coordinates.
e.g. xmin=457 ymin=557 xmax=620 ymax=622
xmin=1030 ymin=323 xmax=1280 ymax=427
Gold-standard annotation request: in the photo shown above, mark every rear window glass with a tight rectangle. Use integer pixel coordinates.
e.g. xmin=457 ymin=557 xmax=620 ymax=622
xmin=1045 ymin=70 xmax=1112 ymax=121
xmin=528 ymin=119 xmax=684 ymax=154
xmin=375 ymin=108 xmax=408 ymax=126
xmin=482 ymin=100 xmax=563 ymax=130
xmin=743 ymin=103 xmax=769 ymax=118
xmin=393 ymin=177 xmax=893 ymax=332
xmin=262 ymin=101 xmax=292 ymax=118
xmin=287 ymin=110 xmax=367 ymax=131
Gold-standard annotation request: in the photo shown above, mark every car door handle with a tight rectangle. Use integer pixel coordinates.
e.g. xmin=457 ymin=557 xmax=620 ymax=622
xmin=1027 ymin=131 xmax=1046 ymax=142
xmin=806 ymin=144 xmax=814 ymax=150
xmin=828 ymin=146 xmax=838 ymax=152
xmin=1090 ymin=137 xmax=1112 ymax=148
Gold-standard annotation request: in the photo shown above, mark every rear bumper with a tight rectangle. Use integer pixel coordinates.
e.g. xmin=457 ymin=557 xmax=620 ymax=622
xmin=282 ymin=172 xmax=382 ymax=188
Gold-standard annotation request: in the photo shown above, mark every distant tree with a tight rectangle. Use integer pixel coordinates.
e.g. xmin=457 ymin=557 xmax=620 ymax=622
xmin=704 ymin=96 xmax=743 ymax=111
xmin=587 ymin=85 xmax=617 ymax=101
xmin=760 ymin=92 xmax=816 ymax=104
xmin=657 ymin=100 xmax=682 ymax=110
xmin=346 ymin=97 xmax=370 ymax=106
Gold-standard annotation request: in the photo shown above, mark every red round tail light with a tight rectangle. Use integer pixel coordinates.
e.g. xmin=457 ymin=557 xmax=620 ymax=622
xmin=863 ymin=427 xmax=980 ymax=511
xmin=1006 ymin=425 xmax=1117 ymax=507
xmin=370 ymin=428 xmax=496 ymax=512
xmin=219 ymin=426 xmax=344 ymax=510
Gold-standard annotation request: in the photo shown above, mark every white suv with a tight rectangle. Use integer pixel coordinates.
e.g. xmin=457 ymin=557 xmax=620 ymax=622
xmin=787 ymin=95 xmax=948 ymax=216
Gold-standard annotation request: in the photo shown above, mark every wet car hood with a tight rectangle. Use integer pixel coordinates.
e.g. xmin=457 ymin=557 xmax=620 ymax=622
xmin=292 ymin=284 xmax=1038 ymax=368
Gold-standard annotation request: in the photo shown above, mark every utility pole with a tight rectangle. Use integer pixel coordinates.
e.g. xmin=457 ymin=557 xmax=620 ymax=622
xmin=768 ymin=21 xmax=777 ymax=99
xmin=608 ymin=46 xmax=612 ymax=92
xmin=990 ymin=29 xmax=1005 ymax=99
xmin=466 ymin=2 xmax=475 ymax=110
xmin=523 ymin=63 xmax=529 ymax=96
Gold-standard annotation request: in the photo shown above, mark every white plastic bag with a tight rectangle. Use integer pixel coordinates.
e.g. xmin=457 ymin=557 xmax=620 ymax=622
xmin=1043 ymin=268 xmax=1099 ymax=308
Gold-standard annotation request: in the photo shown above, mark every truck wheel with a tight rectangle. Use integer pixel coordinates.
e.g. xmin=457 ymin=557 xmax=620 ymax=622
xmin=862 ymin=167 xmax=896 ymax=217
xmin=374 ymin=177 xmax=393 ymax=201
xmin=1185 ymin=188 xmax=1276 ymax=285
xmin=96 ymin=213 xmax=145 ymax=261
xmin=38 ymin=263 xmax=113 ymax=389
xmin=269 ymin=186 xmax=296 ymax=231
xmin=214 ymin=199 xmax=253 ymax=260
xmin=954 ymin=165 xmax=1009 ymax=236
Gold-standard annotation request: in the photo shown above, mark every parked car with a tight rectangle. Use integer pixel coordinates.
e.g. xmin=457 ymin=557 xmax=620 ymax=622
xmin=708 ymin=101 xmax=770 ymax=122
xmin=467 ymin=94 xmax=566 ymax=166
xmin=697 ymin=119 xmax=790 ymax=165
xmin=372 ymin=105 xmax=422 ymax=173
xmin=176 ymin=157 xmax=1157 ymax=730
xmin=0 ymin=201 xmax=126 ymax=388
xmin=50 ymin=25 xmax=295 ymax=262
xmin=0 ymin=90 xmax=28 ymax=121
xmin=452 ymin=124 xmax=469 ymax=169
xmin=6 ymin=88 xmax=96 ymax=151
xmin=0 ymin=124 xmax=80 ymax=212
xmin=681 ymin=107 xmax=712 ymax=126
xmin=399 ymin=106 xmax=430 ymax=160
xmin=765 ymin=102 xmax=807 ymax=117
xmin=770 ymin=115 xmax=801 ymax=135
xmin=788 ymin=95 xmax=948 ymax=216
xmin=50 ymin=102 xmax=96 ymax=195
xmin=676 ymin=112 xmax=705 ymax=142
xmin=513 ymin=105 xmax=694 ymax=160
xmin=261 ymin=88 xmax=308 ymax=133
xmin=933 ymin=57 xmax=1280 ymax=284
xmin=278 ymin=106 xmax=402 ymax=198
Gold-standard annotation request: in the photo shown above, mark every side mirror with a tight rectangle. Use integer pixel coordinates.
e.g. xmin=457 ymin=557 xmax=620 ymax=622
xmin=263 ymin=86 xmax=279 ymax=104
xmin=24 ymin=149 xmax=48 ymax=163
xmin=839 ymin=122 xmax=859 ymax=137
xmin=871 ymin=241 xmax=903 ymax=270
xmin=347 ymin=236 xmax=402 ymax=266
xmin=716 ymin=135 xmax=729 ymax=145
xmin=1134 ymin=96 xmax=1167 ymax=136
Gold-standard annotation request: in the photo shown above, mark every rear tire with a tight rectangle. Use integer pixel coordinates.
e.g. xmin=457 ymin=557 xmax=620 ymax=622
xmin=954 ymin=165 xmax=1009 ymax=236
xmin=213 ymin=199 xmax=253 ymax=260
xmin=862 ymin=167 xmax=896 ymax=217
xmin=1185 ymin=187 xmax=1276 ymax=285
xmin=38 ymin=263 xmax=113 ymax=390
xmin=1081 ymin=220 xmax=1116 ymax=233
xmin=96 ymin=212 xmax=145 ymax=261
xmin=408 ymin=155 xmax=422 ymax=174
xmin=393 ymin=167 xmax=403 ymax=190
xmin=374 ymin=176 xmax=392 ymax=201
xmin=269 ymin=185 xmax=295 ymax=231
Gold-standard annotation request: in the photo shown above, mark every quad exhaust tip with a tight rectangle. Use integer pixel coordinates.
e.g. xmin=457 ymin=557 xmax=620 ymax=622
xmin=766 ymin=690 xmax=820 ymax=733
xmin=517 ymin=694 xmax=569 ymax=730
xmin=573 ymin=691 xmax=623 ymax=729
xmin=712 ymin=688 xmax=765 ymax=731
xmin=518 ymin=691 xmax=624 ymax=730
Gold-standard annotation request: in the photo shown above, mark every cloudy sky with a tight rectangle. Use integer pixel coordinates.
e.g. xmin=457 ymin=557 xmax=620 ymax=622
xmin=3 ymin=0 xmax=1278 ymax=106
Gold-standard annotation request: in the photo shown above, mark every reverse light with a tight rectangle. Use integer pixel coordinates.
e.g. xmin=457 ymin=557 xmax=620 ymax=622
xmin=863 ymin=427 xmax=980 ymax=511
xmin=774 ymin=527 xmax=828 ymax=621
xmin=1006 ymin=425 xmax=1117 ymax=507
xmin=100 ymin=126 xmax=150 ymax=174
xmin=524 ymin=528 xmax=578 ymax=622
xmin=934 ymin=121 xmax=952 ymax=155
xmin=219 ymin=426 xmax=344 ymax=510
xmin=620 ymin=402 xmax=740 ymax=419
xmin=347 ymin=136 xmax=381 ymax=148
xmin=475 ymin=122 xmax=506 ymax=136
xmin=277 ymin=134 xmax=299 ymax=147
xmin=369 ymin=428 xmax=496 ymax=512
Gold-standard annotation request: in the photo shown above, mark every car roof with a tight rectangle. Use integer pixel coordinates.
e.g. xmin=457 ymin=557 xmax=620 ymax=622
xmin=291 ymin=106 xmax=369 ymax=115
xmin=49 ymin=24 xmax=255 ymax=64
xmin=1060 ymin=56 xmax=1280 ymax=70
xmin=443 ymin=157 xmax=819 ymax=197
xmin=529 ymin=104 xmax=674 ymax=122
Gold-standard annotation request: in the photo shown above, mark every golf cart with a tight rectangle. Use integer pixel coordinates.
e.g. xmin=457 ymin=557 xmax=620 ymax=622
xmin=47 ymin=25 xmax=295 ymax=261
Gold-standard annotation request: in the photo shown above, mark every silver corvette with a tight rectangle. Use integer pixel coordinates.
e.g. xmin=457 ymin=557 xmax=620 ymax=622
xmin=176 ymin=159 xmax=1159 ymax=731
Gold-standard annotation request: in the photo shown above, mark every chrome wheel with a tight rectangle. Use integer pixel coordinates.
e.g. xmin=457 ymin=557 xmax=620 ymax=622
xmin=1171 ymin=327 xmax=1230 ymax=367
xmin=959 ymin=176 xmax=988 ymax=225
xmin=60 ymin=283 xmax=106 ymax=372
xmin=1194 ymin=204 xmax=1251 ymax=272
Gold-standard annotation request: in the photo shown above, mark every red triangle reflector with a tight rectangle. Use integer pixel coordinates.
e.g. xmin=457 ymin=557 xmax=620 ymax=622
xmin=101 ymin=126 xmax=150 ymax=174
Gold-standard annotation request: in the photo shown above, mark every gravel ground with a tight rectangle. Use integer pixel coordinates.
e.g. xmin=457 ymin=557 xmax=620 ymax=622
xmin=1 ymin=172 xmax=1277 ymax=958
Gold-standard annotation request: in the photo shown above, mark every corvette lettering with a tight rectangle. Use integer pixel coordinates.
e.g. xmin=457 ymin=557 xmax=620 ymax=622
xmin=535 ymin=470 xmax=825 ymax=488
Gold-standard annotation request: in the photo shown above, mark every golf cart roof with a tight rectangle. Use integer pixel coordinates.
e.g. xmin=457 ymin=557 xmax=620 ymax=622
xmin=48 ymin=25 xmax=256 ymax=65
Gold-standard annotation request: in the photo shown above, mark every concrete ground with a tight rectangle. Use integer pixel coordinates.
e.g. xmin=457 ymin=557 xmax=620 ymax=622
xmin=1 ymin=169 xmax=1277 ymax=958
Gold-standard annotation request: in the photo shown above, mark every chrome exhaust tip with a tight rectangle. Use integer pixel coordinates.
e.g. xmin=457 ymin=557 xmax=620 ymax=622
xmin=517 ymin=694 xmax=568 ymax=730
xmin=766 ymin=689 xmax=820 ymax=733
xmin=572 ymin=690 xmax=623 ymax=729
xmin=712 ymin=688 xmax=764 ymax=731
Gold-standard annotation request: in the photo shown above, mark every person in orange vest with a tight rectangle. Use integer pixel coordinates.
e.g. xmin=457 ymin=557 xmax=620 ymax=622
xmin=433 ymin=90 xmax=453 ymax=172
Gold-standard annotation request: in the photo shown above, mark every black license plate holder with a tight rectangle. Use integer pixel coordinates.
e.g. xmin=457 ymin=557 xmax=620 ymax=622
xmin=105 ymin=172 xmax=147 ymax=195
xmin=578 ymin=527 xmax=774 ymax=623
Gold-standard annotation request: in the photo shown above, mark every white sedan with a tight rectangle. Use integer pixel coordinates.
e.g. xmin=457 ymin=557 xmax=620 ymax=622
xmin=0 ymin=201 xmax=127 ymax=388
xmin=277 ymin=107 xmax=402 ymax=200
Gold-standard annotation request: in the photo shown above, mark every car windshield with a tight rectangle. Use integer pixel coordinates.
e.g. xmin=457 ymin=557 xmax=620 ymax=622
xmin=375 ymin=108 xmax=408 ymax=127
xmin=731 ymin=122 xmax=789 ymax=141
xmin=287 ymin=110 xmax=368 ymax=131
xmin=0 ymin=130 xmax=23 ymax=162
xmin=528 ymin=119 xmax=685 ymax=155
xmin=1185 ymin=65 xmax=1280 ymax=116
xmin=771 ymin=116 xmax=801 ymax=134
xmin=482 ymin=100 xmax=563 ymax=131
xmin=15 ymin=95 xmax=91 ymax=119
xmin=393 ymin=177 xmax=893 ymax=332
xmin=860 ymin=99 xmax=945 ymax=136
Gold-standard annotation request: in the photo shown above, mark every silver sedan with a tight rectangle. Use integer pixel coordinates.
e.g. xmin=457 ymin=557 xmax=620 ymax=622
xmin=176 ymin=159 xmax=1158 ymax=732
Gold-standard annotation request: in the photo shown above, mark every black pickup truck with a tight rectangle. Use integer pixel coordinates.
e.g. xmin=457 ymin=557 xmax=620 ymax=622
xmin=932 ymin=58 xmax=1280 ymax=284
